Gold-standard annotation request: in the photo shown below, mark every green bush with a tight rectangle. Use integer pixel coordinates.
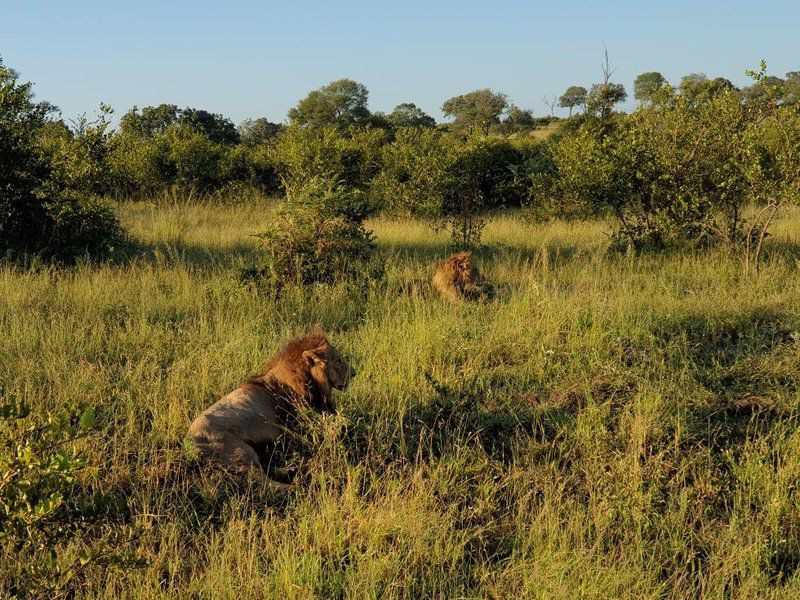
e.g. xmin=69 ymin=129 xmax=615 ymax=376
xmin=372 ymin=127 xmax=456 ymax=217
xmin=374 ymin=132 xmax=528 ymax=245
xmin=0 ymin=401 xmax=141 ymax=597
xmin=37 ymin=106 xmax=116 ymax=198
xmin=0 ymin=59 xmax=123 ymax=261
xmin=219 ymin=144 xmax=280 ymax=195
xmin=166 ymin=125 xmax=224 ymax=191
xmin=250 ymin=178 xmax=378 ymax=288
xmin=270 ymin=126 xmax=388 ymax=196
xmin=531 ymin=89 xmax=783 ymax=252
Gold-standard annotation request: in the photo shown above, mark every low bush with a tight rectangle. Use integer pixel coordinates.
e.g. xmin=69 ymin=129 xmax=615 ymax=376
xmin=270 ymin=126 xmax=388 ymax=196
xmin=0 ymin=401 xmax=141 ymax=598
xmin=249 ymin=178 xmax=379 ymax=288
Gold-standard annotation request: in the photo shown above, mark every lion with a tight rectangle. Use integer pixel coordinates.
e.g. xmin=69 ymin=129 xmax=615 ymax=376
xmin=431 ymin=251 xmax=491 ymax=302
xmin=187 ymin=329 xmax=355 ymax=491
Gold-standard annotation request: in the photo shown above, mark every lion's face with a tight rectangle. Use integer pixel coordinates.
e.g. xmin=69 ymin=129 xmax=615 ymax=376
xmin=453 ymin=252 xmax=484 ymax=287
xmin=321 ymin=343 xmax=356 ymax=391
xmin=302 ymin=341 xmax=356 ymax=412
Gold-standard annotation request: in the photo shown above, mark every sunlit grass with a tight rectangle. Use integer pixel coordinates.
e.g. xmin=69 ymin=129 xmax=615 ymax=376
xmin=3 ymin=200 xmax=800 ymax=597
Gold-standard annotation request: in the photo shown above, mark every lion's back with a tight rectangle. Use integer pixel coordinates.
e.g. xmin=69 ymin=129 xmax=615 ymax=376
xmin=188 ymin=383 xmax=281 ymax=444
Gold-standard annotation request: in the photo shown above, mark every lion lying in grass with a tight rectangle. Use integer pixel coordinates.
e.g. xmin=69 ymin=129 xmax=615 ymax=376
xmin=431 ymin=251 xmax=492 ymax=302
xmin=187 ymin=329 xmax=355 ymax=491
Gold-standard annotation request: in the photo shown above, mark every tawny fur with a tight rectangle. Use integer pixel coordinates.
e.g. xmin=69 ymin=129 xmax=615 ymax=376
xmin=187 ymin=329 xmax=354 ymax=491
xmin=431 ymin=251 xmax=488 ymax=302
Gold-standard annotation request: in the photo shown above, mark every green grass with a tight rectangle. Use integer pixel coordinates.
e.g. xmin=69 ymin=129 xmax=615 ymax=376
xmin=4 ymin=200 xmax=800 ymax=598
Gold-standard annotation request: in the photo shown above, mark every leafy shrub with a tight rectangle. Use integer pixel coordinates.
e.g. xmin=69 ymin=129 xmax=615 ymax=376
xmin=0 ymin=401 xmax=141 ymax=598
xmin=220 ymin=144 xmax=280 ymax=195
xmin=250 ymin=178 xmax=378 ymax=288
xmin=374 ymin=132 xmax=527 ymax=245
xmin=437 ymin=137 xmax=527 ymax=245
xmin=0 ymin=59 xmax=123 ymax=261
xmin=372 ymin=127 xmax=456 ymax=217
xmin=37 ymin=106 xmax=116 ymax=197
xmin=107 ymin=131 xmax=173 ymax=198
xmin=270 ymin=126 xmax=388 ymax=196
xmin=166 ymin=125 xmax=224 ymax=191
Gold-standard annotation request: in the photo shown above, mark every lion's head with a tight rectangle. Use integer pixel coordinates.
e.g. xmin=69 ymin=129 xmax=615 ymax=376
xmin=449 ymin=251 xmax=484 ymax=290
xmin=267 ymin=329 xmax=355 ymax=413
xmin=432 ymin=251 xmax=489 ymax=301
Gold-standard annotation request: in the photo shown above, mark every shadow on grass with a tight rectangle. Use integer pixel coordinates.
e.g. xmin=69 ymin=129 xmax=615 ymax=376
xmin=647 ymin=305 xmax=800 ymax=449
xmin=115 ymin=238 xmax=261 ymax=269
xmin=758 ymin=239 xmax=800 ymax=264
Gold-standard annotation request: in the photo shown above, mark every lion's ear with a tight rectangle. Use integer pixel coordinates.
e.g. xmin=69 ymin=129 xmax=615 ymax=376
xmin=302 ymin=349 xmax=326 ymax=367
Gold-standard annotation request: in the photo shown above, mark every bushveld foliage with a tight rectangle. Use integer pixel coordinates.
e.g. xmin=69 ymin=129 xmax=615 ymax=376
xmin=250 ymin=178 xmax=378 ymax=287
xmin=530 ymin=71 xmax=800 ymax=261
xmin=5 ymin=55 xmax=798 ymax=257
xmin=0 ymin=60 xmax=122 ymax=261
xmin=0 ymin=402 xmax=140 ymax=597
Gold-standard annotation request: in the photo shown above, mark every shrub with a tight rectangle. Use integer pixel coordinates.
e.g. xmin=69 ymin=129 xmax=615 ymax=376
xmin=530 ymin=88 xmax=786 ymax=253
xmin=0 ymin=59 xmax=123 ymax=261
xmin=0 ymin=401 xmax=141 ymax=597
xmin=270 ymin=126 xmax=388 ymax=196
xmin=107 ymin=132 xmax=173 ymax=198
xmin=374 ymin=132 xmax=528 ymax=245
xmin=251 ymin=178 xmax=378 ymax=288
xmin=372 ymin=127 xmax=456 ymax=217
xmin=37 ymin=108 xmax=115 ymax=197
xmin=166 ymin=125 xmax=224 ymax=191
xmin=219 ymin=144 xmax=280 ymax=195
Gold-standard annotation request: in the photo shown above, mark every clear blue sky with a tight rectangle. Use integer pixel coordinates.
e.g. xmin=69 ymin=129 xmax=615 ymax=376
xmin=2 ymin=0 xmax=798 ymax=125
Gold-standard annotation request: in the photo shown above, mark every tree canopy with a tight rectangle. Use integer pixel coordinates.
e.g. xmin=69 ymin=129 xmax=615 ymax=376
xmin=558 ymin=86 xmax=587 ymax=115
xmin=238 ymin=117 xmax=284 ymax=145
xmin=120 ymin=104 xmax=239 ymax=143
xmin=633 ymin=72 xmax=668 ymax=105
xmin=288 ymin=79 xmax=370 ymax=129
xmin=586 ymin=82 xmax=627 ymax=118
xmin=387 ymin=103 xmax=436 ymax=128
xmin=441 ymin=89 xmax=508 ymax=134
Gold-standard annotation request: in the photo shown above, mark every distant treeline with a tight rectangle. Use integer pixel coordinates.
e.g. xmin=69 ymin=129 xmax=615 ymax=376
xmin=1 ymin=55 xmax=799 ymax=265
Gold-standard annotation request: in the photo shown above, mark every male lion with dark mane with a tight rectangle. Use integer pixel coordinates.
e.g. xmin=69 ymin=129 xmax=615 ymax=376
xmin=431 ymin=251 xmax=492 ymax=302
xmin=187 ymin=329 xmax=355 ymax=491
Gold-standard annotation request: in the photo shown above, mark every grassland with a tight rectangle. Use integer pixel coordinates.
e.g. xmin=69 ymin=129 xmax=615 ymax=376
xmin=4 ymin=200 xmax=800 ymax=598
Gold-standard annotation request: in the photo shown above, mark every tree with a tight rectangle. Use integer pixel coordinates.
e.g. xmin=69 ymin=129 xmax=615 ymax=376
xmin=119 ymin=104 xmax=178 ymax=137
xmin=541 ymin=95 xmax=558 ymax=117
xmin=633 ymin=72 xmax=668 ymax=105
xmin=238 ymin=117 xmax=284 ymax=145
xmin=441 ymin=88 xmax=508 ymax=135
xmin=586 ymin=83 xmax=627 ymax=118
xmin=387 ymin=103 xmax=436 ymax=128
xmin=740 ymin=75 xmax=785 ymax=105
xmin=586 ymin=50 xmax=627 ymax=118
xmin=677 ymin=74 xmax=736 ymax=105
xmin=178 ymin=108 xmax=239 ymax=144
xmin=288 ymin=79 xmax=370 ymax=129
xmin=785 ymin=72 xmax=800 ymax=105
xmin=503 ymin=105 xmax=535 ymax=131
xmin=558 ymin=86 xmax=587 ymax=116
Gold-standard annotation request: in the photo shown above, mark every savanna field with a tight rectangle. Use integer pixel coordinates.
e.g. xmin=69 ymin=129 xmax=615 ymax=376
xmin=4 ymin=199 xmax=800 ymax=598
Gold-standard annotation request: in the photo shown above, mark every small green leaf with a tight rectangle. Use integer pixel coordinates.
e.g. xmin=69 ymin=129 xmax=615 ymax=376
xmin=79 ymin=406 xmax=95 ymax=431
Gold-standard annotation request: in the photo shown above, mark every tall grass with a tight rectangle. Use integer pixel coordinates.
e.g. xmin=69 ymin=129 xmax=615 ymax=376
xmin=3 ymin=201 xmax=800 ymax=597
